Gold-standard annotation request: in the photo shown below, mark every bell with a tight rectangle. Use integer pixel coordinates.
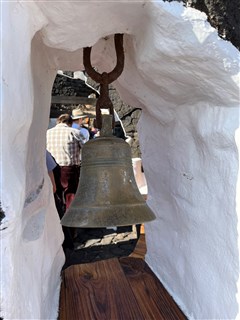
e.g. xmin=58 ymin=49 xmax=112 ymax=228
xmin=61 ymin=115 xmax=156 ymax=228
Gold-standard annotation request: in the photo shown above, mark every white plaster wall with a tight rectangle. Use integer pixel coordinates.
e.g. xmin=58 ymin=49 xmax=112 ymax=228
xmin=1 ymin=1 xmax=239 ymax=319
xmin=1 ymin=3 xmax=65 ymax=319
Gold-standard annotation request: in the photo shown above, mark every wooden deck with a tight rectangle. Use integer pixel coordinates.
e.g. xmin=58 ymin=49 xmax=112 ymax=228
xmin=59 ymin=227 xmax=187 ymax=320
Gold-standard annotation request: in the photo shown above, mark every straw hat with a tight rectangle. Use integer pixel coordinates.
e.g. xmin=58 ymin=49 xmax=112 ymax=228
xmin=71 ymin=109 xmax=87 ymax=120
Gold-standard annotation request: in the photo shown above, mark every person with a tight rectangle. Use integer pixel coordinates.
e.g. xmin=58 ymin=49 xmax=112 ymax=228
xmin=89 ymin=119 xmax=99 ymax=138
xmin=46 ymin=150 xmax=57 ymax=193
xmin=46 ymin=150 xmax=74 ymax=250
xmin=46 ymin=113 xmax=85 ymax=210
xmin=71 ymin=108 xmax=90 ymax=143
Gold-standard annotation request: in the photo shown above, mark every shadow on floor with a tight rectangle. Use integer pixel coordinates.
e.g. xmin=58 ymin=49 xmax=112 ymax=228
xmin=62 ymin=225 xmax=141 ymax=270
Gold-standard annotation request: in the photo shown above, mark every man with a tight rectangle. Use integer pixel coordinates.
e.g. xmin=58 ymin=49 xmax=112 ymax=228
xmin=46 ymin=114 xmax=85 ymax=209
xmin=71 ymin=108 xmax=90 ymax=143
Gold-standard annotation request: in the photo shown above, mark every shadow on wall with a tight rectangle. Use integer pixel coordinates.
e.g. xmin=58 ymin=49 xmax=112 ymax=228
xmin=0 ymin=202 xmax=6 ymax=225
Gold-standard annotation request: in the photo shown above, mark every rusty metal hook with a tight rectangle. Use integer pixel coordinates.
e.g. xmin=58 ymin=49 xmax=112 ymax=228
xmin=83 ymin=34 xmax=124 ymax=129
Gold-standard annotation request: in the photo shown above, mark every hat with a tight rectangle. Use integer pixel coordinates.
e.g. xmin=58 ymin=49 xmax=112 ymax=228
xmin=71 ymin=109 xmax=87 ymax=120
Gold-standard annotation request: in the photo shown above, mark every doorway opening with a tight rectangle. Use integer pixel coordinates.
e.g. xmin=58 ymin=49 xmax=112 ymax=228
xmin=48 ymin=70 xmax=148 ymax=269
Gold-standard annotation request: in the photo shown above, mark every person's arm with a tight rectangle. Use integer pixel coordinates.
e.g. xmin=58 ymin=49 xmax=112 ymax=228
xmin=72 ymin=128 xmax=86 ymax=146
xmin=48 ymin=170 xmax=57 ymax=193
xmin=81 ymin=127 xmax=90 ymax=142
xmin=46 ymin=150 xmax=57 ymax=193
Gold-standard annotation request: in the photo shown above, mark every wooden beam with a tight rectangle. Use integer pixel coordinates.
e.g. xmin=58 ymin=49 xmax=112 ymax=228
xmin=51 ymin=96 xmax=97 ymax=105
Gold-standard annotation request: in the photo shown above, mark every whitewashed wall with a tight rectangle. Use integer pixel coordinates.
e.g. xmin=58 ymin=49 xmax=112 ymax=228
xmin=1 ymin=1 xmax=239 ymax=319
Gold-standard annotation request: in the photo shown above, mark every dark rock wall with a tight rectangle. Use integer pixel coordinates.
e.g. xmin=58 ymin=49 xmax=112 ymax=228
xmin=52 ymin=73 xmax=96 ymax=97
xmin=109 ymin=85 xmax=142 ymax=158
xmin=168 ymin=0 xmax=240 ymax=50
xmin=51 ymin=73 xmax=98 ymax=117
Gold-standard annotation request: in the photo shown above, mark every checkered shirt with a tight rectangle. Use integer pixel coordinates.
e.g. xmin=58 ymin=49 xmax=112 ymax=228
xmin=46 ymin=123 xmax=85 ymax=166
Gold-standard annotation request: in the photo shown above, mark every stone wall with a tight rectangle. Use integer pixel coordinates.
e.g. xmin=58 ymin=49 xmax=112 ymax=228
xmin=108 ymin=85 xmax=142 ymax=158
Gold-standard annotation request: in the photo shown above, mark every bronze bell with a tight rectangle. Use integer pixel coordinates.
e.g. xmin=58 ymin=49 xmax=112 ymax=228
xmin=61 ymin=115 xmax=156 ymax=228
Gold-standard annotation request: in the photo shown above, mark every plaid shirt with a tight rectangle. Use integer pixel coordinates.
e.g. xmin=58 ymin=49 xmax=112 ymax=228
xmin=47 ymin=123 xmax=85 ymax=166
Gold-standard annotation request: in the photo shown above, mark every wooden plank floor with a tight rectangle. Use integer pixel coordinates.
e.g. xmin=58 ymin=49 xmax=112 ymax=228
xmin=120 ymin=258 xmax=186 ymax=319
xmin=59 ymin=228 xmax=187 ymax=320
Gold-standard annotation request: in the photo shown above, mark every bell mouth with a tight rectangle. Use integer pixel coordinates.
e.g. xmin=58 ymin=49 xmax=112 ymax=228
xmin=61 ymin=203 xmax=156 ymax=228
